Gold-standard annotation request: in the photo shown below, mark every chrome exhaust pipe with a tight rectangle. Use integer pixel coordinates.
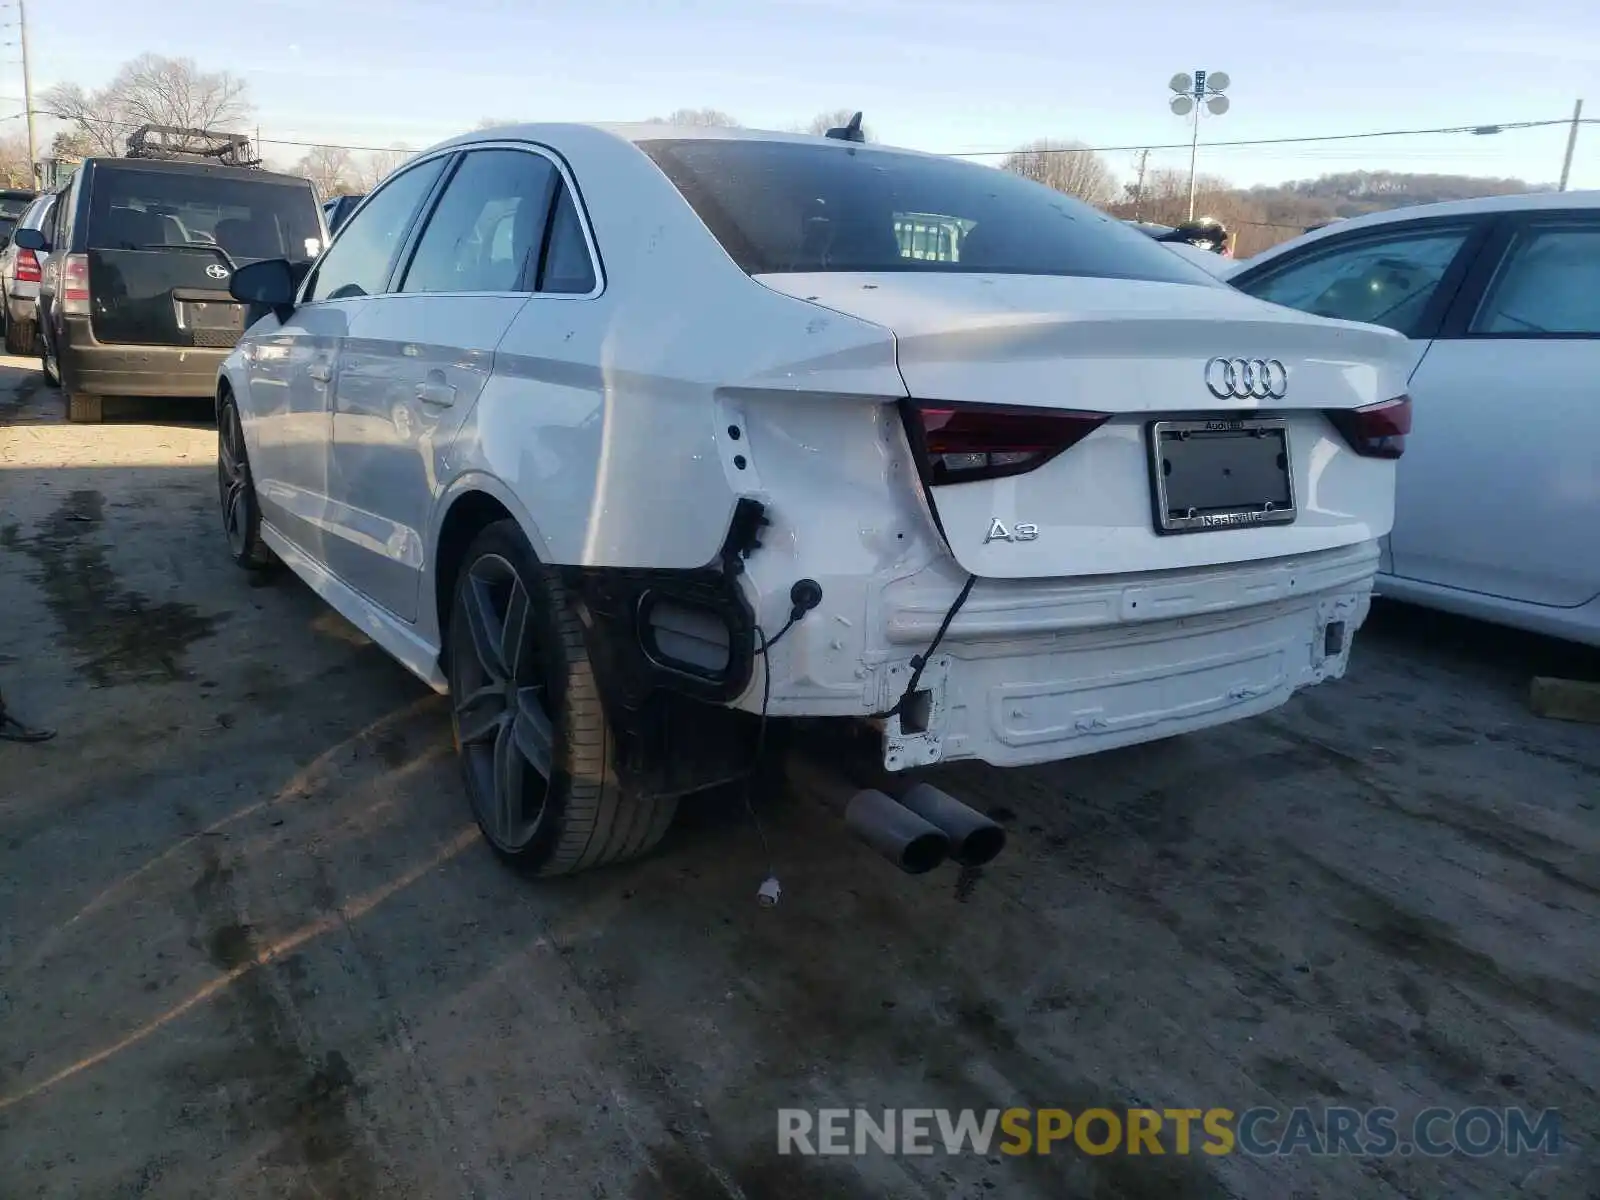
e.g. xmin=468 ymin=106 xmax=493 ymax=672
xmin=896 ymin=782 xmax=1007 ymax=867
xmin=845 ymin=788 xmax=950 ymax=875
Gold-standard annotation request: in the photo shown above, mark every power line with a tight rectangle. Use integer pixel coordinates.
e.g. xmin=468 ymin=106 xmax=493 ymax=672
xmin=18 ymin=109 xmax=1600 ymax=162
xmin=946 ymin=117 xmax=1599 ymax=159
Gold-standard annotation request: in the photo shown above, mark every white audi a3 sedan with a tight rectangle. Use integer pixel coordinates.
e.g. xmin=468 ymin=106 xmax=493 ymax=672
xmin=217 ymin=123 xmax=1413 ymax=878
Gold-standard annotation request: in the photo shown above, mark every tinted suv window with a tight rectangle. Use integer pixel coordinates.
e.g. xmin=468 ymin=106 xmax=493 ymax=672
xmin=401 ymin=150 xmax=555 ymax=294
xmin=89 ymin=169 xmax=321 ymax=263
xmin=1239 ymin=226 xmax=1470 ymax=335
xmin=641 ymin=139 xmax=1208 ymax=283
xmin=307 ymin=157 xmax=446 ymax=302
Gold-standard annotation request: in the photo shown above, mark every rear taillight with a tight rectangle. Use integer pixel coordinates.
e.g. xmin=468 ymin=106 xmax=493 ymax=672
xmin=1326 ymin=394 xmax=1411 ymax=459
xmin=62 ymin=253 xmax=90 ymax=316
xmin=15 ymin=249 xmax=40 ymax=284
xmin=908 ymin=400 xmax=1111 ymax=484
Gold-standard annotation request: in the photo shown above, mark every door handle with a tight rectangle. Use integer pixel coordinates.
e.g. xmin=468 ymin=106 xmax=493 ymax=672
xmin=307 ymin=361 xmax=332 ymax=383
xmin=416 ymin=371 xmax=456 ymax=407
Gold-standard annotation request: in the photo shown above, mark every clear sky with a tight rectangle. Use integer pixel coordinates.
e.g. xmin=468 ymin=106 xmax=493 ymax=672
xmin=12 ymin=0 xmax=1598 ymax=191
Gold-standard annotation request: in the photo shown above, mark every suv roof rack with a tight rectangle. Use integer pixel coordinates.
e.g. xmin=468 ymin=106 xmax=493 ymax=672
xmin=123 ymin=125 xmax=262 ymax=168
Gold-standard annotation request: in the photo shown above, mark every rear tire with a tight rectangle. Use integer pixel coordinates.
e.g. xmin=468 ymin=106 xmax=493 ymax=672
xmin=446 ymin=519 xmax=677 ymax=876
xmin=41 ymin=335 xmax=60 ymax=388
xmin=66 ymin=392 xmax=102 ymax=423
xmin=217 ymin=392 xmax=277 ymax=571
xmin=4 ymin=316 xmax=34 ymax=357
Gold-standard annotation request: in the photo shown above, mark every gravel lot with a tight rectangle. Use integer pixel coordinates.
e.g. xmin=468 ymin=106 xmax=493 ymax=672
xmin=2 ymin=358 xmax=1597 ymax=1199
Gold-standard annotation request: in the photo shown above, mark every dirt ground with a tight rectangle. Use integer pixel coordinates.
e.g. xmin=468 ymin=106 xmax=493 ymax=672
xmin=2 ymin=358 xmax=1597 ymax=1200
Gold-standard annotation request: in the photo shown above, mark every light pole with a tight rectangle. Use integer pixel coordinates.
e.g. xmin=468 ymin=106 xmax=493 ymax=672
xmin=1169 ymin=71 xmax=1231 ymax=221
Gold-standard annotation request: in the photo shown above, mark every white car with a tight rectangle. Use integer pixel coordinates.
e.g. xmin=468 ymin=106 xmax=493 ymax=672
xmin=1225 ymin=192 xmax=1600 ymax=647
xmin=1 ymin=192 xmax=54 ymax=356
xmin=218 ymin=124 xmax=1411 ymax=877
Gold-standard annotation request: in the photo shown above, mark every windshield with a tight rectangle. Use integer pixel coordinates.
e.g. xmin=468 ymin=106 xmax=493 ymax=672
xmin=88 ymin=168 xmax=322 ymax=262
xmin=641 ymin=138 xmax=1214 ymax=284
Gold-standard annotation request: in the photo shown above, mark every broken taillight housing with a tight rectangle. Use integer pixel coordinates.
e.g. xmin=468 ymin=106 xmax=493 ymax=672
xmin=1325 ymin=394 xmax=1412 ymax=459
xmin=908 ymin=401 xmax=1111 ymax=484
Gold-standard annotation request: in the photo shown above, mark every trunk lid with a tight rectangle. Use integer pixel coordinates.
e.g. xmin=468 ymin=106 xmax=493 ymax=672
xmin=759 ymin=272 xmax=1413 ymax=579
xmin=85 ymin=165 xmax=323 ymax=348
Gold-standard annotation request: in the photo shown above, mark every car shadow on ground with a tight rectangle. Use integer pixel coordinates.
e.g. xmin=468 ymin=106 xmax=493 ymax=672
xmin=0 ymin=357 xmax=214 ymax=429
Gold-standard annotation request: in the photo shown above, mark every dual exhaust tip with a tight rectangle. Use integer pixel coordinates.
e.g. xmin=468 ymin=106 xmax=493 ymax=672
xmin=844 ymin=782 xmax=1006 ymax=874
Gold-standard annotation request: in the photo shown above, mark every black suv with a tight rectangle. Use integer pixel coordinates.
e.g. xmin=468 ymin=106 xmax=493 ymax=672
xmin=15 ymin=127 xmax=326 ymax=423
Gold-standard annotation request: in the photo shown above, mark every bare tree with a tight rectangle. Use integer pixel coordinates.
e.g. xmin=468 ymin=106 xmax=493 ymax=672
xmin=1000 ymin=139 xmax=1116 ymax=206
xmin=356 ymin=144 xmax=416 ymax=191
xmin=648 ymin=108 xmax=741 ymax=127
xmin=41 ymin=54 xmax=253 ymax=157
xmin=1112 ymin=168 xmax=1236 ymax=227
xmin=0 ymin=135 xmax=32 ymax=187
xmin=803 ymin=109 xmax=874 ymax=141
xmin=296 ymin=145 xmax=356 ymax=199
xmin=49 ymin=128 xmax=97 ymax=164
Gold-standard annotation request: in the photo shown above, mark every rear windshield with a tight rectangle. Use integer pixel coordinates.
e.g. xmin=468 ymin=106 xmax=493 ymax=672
xmin=88 ymin=169 xmax=322 ymax=263
xmin=640 ymin=139 xmax=1210 ymax=284
xmin=0 ymin=193 xmax=33 ymax=238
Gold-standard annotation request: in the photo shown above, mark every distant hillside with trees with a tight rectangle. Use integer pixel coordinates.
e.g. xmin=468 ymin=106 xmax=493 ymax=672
xmin=1002 ymin=140 xmax=1549 ymax=256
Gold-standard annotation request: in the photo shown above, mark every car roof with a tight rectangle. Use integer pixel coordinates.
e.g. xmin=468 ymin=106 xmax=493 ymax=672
xmin=1238 ymin=189 xmax=1600 ymax=273
xmin=429 ymin=121 xmax=946 ymax=161
xmin=81 ymin=157 xmax=312 ymax=187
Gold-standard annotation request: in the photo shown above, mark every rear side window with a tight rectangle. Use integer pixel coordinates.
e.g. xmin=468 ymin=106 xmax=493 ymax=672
xmin=1470 ymin=224 xmax=1600 ymax=336
xmin=640 ymin=139 xmax=1209 ymax=284
xmin=88 ymin=169 xmax=322 ymax=263
xmin=1238 ymin=226 xmax=1471 ymax=335
xmin=539 ymin=185 xmax=596 ymax=294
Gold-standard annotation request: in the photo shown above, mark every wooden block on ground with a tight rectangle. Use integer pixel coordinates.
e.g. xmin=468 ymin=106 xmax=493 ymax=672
xmin=1528 ymin=676 xmax=1600 ymax=725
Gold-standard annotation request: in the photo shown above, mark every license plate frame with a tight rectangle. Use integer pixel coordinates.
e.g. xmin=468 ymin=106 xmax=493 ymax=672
xmin=1148 ymin=417 xmax=1297 ymax=535
xmin=180 ymin=300 xmax=245 ymax=332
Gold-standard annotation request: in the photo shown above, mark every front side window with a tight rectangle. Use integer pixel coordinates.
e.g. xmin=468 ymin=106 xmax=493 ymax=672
xmin=89 ymin=169 xmax=322 ymax=263
xmin=401 ymin=149 xmax=556 ymax=294
xmin=640 ymin=138 xmax=1211 ymax=284
xmin=306 ymin=157 xmax=446 ymax=302
xmin=1470 ymin=224 xmax=1600 ymax=336
xmin=1239 ymin=226 xmax=1471 ymax=335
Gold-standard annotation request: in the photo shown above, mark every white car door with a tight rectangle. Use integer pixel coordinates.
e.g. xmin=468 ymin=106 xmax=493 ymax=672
xmin=1386 ymin=213 xmax=1600 ymax=607
xmin=249 ymin=156 xmax=449 ymax=567
xmin=327 ymin=147 xmax=574 ymax=622
xmin=1232 ymin=217 xmax=1490 ymax=578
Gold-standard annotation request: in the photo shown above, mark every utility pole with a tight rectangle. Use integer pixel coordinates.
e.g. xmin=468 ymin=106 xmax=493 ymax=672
xmin=18 ymin=0 xmax=35 ymax=186
xmin=1132 ymin=148 xmax=1150 ymax=220
xmin=1558 ymin=99 xmax=1583 ymax=192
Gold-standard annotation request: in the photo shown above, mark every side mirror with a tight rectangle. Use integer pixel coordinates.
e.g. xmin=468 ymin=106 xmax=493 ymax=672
xmin=12 ymin=226 xmax=45 ymax=252
xmin=230 ymin=258 xmax=297 ymax=315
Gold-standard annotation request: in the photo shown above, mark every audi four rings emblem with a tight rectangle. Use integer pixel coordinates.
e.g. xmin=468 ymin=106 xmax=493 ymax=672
xmin=1205 ymin=356 xmax=1288 ymax=400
